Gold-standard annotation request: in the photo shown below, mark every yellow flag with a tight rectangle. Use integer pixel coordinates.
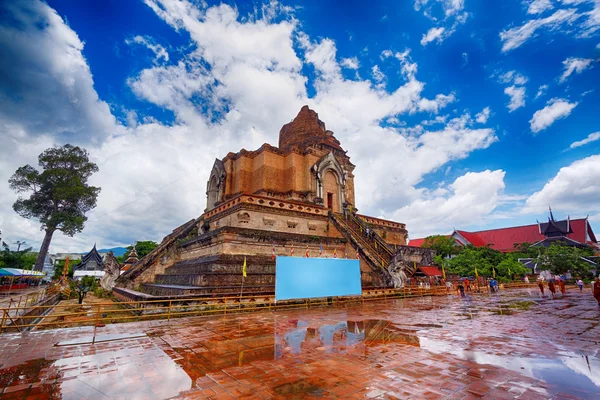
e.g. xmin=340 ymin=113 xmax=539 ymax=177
xmin=475 ymin=267 xmax=479 ymax=278
xmin=492 ymin=267 xmax=496 ymax=279
xmin=442 ymin=265 xmax=446 ymax=279
xmin=242 ymin=256 xmax=247 ymax=278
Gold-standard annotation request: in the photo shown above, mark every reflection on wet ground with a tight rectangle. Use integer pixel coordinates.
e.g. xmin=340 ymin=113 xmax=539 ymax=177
xmin=0 ymin=288 xmax=598 ymax=399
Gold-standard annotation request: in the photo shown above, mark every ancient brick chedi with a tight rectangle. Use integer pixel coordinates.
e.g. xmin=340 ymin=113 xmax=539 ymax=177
xmin=117 ymin=106 xmax=423 ymax=299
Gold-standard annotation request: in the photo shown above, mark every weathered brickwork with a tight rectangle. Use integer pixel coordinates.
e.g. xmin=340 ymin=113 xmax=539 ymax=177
xmin=116 ymin=106 xmax=408 ymax=298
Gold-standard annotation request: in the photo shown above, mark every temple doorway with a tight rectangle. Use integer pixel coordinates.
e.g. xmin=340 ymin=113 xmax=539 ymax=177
xmin=327 ymin=193 xmax=333 ymax=209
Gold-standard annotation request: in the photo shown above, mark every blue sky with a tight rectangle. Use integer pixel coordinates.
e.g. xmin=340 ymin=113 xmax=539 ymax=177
xmin=0 ymin=0 xmax=599 ymax=252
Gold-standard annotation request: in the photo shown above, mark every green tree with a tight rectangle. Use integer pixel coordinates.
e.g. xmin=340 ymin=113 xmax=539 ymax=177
xmin=445 ymin=247 xmax=494 ymax=277
xmin=9 ymin=145 xmax=100 ymax=271
xmin=496 ymin=257 xmax=529 ymax=280
xmin=73 ymin=275 xmax=98 ymax=304
xmin=116 ymin=241 xmax=158 ymax=263
xmin=0 ymin=242 xmax=37 ymax=270
xmin=536 ymin=243 xmax=592 ymax=277
xmin=422 ymin=235 xmax=459 ymax=259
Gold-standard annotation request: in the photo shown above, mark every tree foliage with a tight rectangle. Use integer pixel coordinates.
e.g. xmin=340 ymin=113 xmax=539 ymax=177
xmin=9 ymin=145 xmax=100 ymax=270
xmin=0 ymin=242 xmax=37 ymax=270
xmin=117 ymin=241 xmax=158 ymax=263
xmin=536 ymin=243 xmax=593 ymax=276
xmin=421 ymin=235 xmax=459 ymax=259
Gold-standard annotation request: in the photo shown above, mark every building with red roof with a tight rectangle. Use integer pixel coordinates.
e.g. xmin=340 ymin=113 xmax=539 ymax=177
xmin=409 ymin=216 xmax=598 ymax=253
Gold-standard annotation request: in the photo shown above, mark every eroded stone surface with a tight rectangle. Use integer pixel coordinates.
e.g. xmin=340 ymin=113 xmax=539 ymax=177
xmin=0 ymin=288 xmax=598 ymax=399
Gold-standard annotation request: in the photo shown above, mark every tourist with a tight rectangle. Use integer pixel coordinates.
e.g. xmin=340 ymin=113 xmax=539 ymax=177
xmin=524 ymin=276 xmax=529 ymax=284
xmin=538 ymin=280 xmax=545 ymax=296
xmin=366 ymin=227 xmax=370 ymax=237
xmin=548 ymin=280 xmax=556 ymax=299
xmin=594 ymin=278 xmax=600 ymax=307
xmin=577 ymin=278 xmax=584 ymax=292
xmin=464 ymin=278 xmax=471 ymax=292
xmin=558 ymin=278 xmax=566 ymax=297
xmin=457 ymin=280 xmax=465 ymax=297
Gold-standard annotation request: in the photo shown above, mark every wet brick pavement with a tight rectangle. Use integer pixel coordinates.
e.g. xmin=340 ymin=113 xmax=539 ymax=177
xmin=0 ymin=288 xmax=598 ymax=399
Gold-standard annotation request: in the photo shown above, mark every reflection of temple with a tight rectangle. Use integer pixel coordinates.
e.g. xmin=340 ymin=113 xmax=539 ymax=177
xmin=117 ymin=107 xmax=430 ymax=299
xmin=275 ymin=319 xmax=419 ymax=359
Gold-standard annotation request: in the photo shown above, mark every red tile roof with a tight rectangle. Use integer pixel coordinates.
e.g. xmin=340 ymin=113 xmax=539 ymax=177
xmin=417 ymin=266 xmax=442 ymax=276
xmin=408 ymin=218 xmax=595 ymax=253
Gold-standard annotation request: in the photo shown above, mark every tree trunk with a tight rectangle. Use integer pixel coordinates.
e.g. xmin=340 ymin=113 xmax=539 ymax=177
xmin=34 ymin=228 xmax=55 ymax=271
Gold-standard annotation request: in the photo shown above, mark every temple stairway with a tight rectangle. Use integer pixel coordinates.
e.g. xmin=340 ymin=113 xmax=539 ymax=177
xmin=329 ymin=212 xmax=416 ymax=284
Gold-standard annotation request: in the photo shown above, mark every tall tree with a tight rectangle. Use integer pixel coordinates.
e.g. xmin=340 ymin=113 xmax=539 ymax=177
xmin=9 ymin=145 xmax=100 ymax=271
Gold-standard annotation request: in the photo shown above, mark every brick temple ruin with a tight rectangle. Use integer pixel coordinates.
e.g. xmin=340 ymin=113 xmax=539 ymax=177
xmin=115 ymin=106 xmax=433 ymax=300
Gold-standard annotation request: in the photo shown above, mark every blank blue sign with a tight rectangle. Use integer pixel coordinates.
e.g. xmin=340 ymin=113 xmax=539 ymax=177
xmin=275 ymin=257 xmax=362 ymax=301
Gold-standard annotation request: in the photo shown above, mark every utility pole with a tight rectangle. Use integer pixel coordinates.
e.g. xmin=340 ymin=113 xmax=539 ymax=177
xmin=14 ymin=240 xmax=27 ymax=252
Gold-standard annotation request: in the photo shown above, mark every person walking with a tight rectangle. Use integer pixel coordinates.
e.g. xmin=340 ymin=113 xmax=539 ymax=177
xmin=548 ymin=280 xmax=557 ymax=299
xmin=558 ymin=278 xmax=566 ymax=297
xmin=538 ymin=280 xmax=545 ymax=296
xmin=577 ymin=278 xmax=584 ymax=292
xmin=594 ymin=278 xmax=600 ymax=307
xmin=524 ymin=276 xmax=529 ymax=284
xmin=457 ymin=280 xmax=465 ymax=297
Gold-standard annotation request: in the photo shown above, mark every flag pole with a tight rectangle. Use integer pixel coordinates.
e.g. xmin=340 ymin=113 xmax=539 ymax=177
xmin=240 ymin=256 xmax=247 ymax=308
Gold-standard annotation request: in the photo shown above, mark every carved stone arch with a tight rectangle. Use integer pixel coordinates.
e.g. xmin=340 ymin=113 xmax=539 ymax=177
xmin=312 ymin=152 xmax=347 ymax=211
xmin=206 ymin=159 xmax=226 ymax=211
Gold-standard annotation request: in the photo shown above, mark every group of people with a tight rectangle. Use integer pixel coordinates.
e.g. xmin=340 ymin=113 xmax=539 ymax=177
xmin=537 ymin=277 xmax=600 ymax=306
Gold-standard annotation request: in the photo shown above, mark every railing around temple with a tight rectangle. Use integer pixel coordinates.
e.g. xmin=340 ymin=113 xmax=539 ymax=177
xmin=0 ymin=283 xmax=540 ymax=332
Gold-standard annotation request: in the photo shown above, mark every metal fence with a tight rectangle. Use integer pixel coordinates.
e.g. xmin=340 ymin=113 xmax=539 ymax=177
xmin=0 ymin=282 xmax=538 ymax=332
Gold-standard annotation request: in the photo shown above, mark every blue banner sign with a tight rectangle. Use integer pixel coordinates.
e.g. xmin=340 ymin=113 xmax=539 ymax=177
xmin=275 ymin=256 xmax=362 ymax=301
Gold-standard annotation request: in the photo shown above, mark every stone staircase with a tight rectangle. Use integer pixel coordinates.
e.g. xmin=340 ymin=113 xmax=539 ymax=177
xmin=329 ymin=212 xmax=417 ymax=283
xmin=141 ymin=254 xmax=275 ymax=297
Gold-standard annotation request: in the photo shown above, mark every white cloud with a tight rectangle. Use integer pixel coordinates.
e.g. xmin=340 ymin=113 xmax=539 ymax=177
xmin=395 ymin=170 xmax=506 ymax=238
xmin=501 ymin=1 xmax=600 ymax=52
xmin=504 ymin=86 xmax=527 ymax=112
xmin=475 ymin=107 xmax=491 ymax=123
xmin=523 ymin=155 xmax=600 ymax=214
xmin=125 ymin=35 xmax=169 ymax=63
xmin=0 ymin=0 xmax=498 ymax=253
xmin=529 ymin=98 xmax=578 ymax=132
xmin=414 ymin=0 xmax=468 ymax=45
xmin=525 ymin=0 xmax=555 ymax=14
xmin=499 ymin=70 xmax=529 ymax=85
xmin=536 ymin=84 xmax=549 ymax=99
xmin=371 ymin=65 xmax=385 ymax=83
xmin=500 ymin=9 xmax=580 ymax=52
xmin=341 ymin=57 xmax=359 ymax=70
xmin=569 ymin=131 xmax=600 ymax=148
xmin=560 ymin=56 xmax=594 ymax=82
xmin=421 ymin=27 xmax=446 ymax=45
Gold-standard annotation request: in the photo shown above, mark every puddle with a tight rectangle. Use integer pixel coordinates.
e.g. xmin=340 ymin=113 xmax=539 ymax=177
xmin=420 ymin=337 xmax=600 ymax=397
xmin=56 ymin=332 xmax=146 ymax=346
xmin=273 ymin=378 xmax=327 ymax=397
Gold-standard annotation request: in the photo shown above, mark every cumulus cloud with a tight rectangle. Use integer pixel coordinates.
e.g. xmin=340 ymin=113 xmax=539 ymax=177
xmin=394 ymin=170 xmax=506 ymax=238
xmin=341 ymin=57 xmax=359 ymax=69
xmin=0 ymin=0 xmax=117 ymax=143
xmin=529 ymin=98 xmax=578 ymax=132
xmin=560 ymin=57 xmax=594 ymax=82
xmin=0 ymin=0 xmax=497 ymax=252
xmin=569 ymin=131 xmax=600 ymax=148
xmin=523 ymin=155 xmax=600 ymax=214
xmin=504 ymin=86 xmax=527 ymax=112
xmin=475 ymin=107 xmax=491 ymax=123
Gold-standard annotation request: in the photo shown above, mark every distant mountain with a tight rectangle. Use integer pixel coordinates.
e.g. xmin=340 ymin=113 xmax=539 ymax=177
xmin=97 ymin=247 xmax=128 ymax=257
